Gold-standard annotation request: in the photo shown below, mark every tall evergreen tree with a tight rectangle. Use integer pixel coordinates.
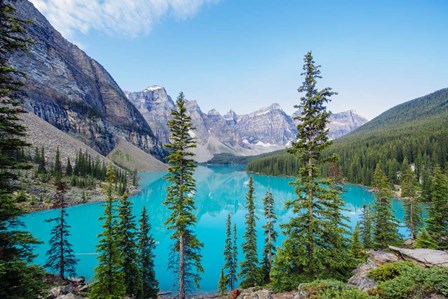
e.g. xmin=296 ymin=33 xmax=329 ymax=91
xmin=137 ymin=207 xmax=159 ymax=299
xmin=372 ymin=165 xmax=400 ymax=249
xmin=91 ymin=165 xmax=126 ymax=299
xmin=415 ymin=228 xmax=437 ymax=249
xmin=37 ymin=146 xmax=46 ymax=174
xmin=65 ymin=157 xmax=73 ymax=176
xmin=426 ymin=165 xmax=448 ymax=249
xmin=0 ymin=1 xmax=46 ymax=297
xmin=218 ymin=268 xmax=227 ymax=298
xmin=53 ymin=146 xmax=62 ymax=183
xmin=350 ymin=223 xmax=366 ymax=259
xmin=400 ymin=163 xmax=423 ymax=240
xmin=223 ymin=213 xmax=236 ymax=290
xmin=232 ymin=224 xmax=238 ymax=287
xmin=44 ymin=182 xmax=78 ymax=280
xmin=421 ymin=162 xmax=432 ymax=202
xmin=261 ymin=191 xmax=277 ymax=284
xmin=271 ymin=52 xmax=354 ymax=291
xmin=164 ymin=93 xmax=203 ymax=298
xmin=117 ymin=192 xmax=140 ymax=297
xmin=359 ymin=205 xmax=373 ymax=249
xmin=239 ymin=176 xmax=258 ymax=288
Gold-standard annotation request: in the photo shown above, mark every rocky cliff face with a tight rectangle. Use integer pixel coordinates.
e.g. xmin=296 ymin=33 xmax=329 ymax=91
xmin=126 ymin=86 xmax=368 ymax=161
xmin=328 ymin=110 xmax=368 ymax=140
xmin=10 ymin=0 xmax=164 ymax=158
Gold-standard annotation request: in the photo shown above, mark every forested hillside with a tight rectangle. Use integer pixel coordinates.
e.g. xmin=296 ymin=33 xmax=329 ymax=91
xmin=332 ymin=88 xmax=448 ymax=186
xmin=247 ymin=88 xmax=448 ymax=188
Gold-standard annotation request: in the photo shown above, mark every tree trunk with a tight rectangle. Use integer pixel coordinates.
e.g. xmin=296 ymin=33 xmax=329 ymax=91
xmin=308 ymin=156 xmax=314 ymax=269
xmin=410 ymin=201 xmax=415 ymax=240
xmin=179 ymin=234 xmax=185 ymax=299
xmin=59 ymin=202 xmax=65 ymax=280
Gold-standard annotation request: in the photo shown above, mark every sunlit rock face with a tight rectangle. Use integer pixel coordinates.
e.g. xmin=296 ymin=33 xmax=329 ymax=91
xmin=10 ymin=0 xmax=164 ymax=158
xmin=127 ymin=86 xmax=368 ymax=162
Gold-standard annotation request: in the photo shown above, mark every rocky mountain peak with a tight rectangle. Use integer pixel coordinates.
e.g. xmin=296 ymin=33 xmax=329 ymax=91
xmin=9 ymin=0 xmax=164 ymax=158
xmin=207 ymin=109 xmax=221 ymax=116
xmin=126 ymin=85 xmax=368 ymax=161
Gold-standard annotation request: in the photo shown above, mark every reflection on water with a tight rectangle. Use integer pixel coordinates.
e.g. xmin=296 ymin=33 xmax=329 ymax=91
xmin=20 ymin=165 xmax=406 ymax=294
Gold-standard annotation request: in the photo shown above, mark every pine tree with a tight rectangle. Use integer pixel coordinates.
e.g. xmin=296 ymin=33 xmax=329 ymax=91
xmin=91 ymin=165 xmax=126 ymax=299
xmin=261 ymin=191 xmax=277 ymax=284
xmin=359 ymin=205 xmax=373 ymax=249
xmin=44 ymin=182 xmax=78 ymax=280
xmin=117 ymin=192 xmax=140 ymax=297
xmin=164 ymin=93 xmax=203 ymax=298
xmin=53 ymin=146 xmax=62 ymax=183
xmin=0 ymin=1 xmax=46 ymax=297
xmin=415 ymin=228 xmax=437 ymax=249
xmin=426 ymin=165 xmax=448 ymax=249
xmin=223 ymin=213 xmax=235 ymax=290
xmin=372 ymin=165 xmax=400 ymax=249
xmin=271 ymin=52 xmax=354 ymax=291
xmin=132 ymin=169 xmax=138 ymax=187
xmin=350 ymin=224 xmax=366 ymax=259
xmin=240 ymin=176 xmax=259 ymax=288
xmin=218 ymin=268 xmax=227 ymax=298
xmin=38 ymin=146 xmax=46 ymax=174
xmin=232 ymin=224 xmax=238 ymax=288
xmin=137 ymin=207 xmax=159 ymax=299
xmin=66 ymin=157 xmax=73 ymax=176
xmin=400 ymin=162 xmax=423 ymax=240
xmin=421 ymin=162 xmax=432 ymax=202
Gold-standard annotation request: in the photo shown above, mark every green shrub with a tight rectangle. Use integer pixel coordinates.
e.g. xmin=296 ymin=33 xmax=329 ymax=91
xmin=371 ymin=262 xmax=448 ymax=299
xmin=298 ymin=279 xmax=374 ymax=299
xmin=368 ymin=262 xmax=418 ymax=282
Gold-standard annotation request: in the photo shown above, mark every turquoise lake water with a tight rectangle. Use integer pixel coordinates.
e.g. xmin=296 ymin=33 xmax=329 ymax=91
xmin=20 ymin=165 xmax=407 ymax=294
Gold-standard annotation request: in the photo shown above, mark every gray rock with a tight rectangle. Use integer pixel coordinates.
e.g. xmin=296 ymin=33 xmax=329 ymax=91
xmin=389 ymin=246 xmax=448 ymax=267
xmin=238 ymin=287 xmax=273 ymax=299
xmin=347 ymin=259 xmax=378 ymax=291
xmin=348 ymin=250 xmax=398 ymax=291
xmin=369 ymin=250 xmax=400 ymax=266
xmin=49 ymin=285 xmax=73 ymax=298
xmin=10 ymin=0 xmax=164 ymax=159
xmin=126 ymin=87 xmax=368 ymax=162
xmin=327 ymin=110 xmax=368 ymax=140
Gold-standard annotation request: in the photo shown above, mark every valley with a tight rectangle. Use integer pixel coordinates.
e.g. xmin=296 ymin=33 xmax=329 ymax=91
xmin=1 ymin=1 xmax=447 ymax=299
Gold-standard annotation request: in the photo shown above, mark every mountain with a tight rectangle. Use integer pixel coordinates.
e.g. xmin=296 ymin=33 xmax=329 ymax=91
xmin=331 ymin=87 xmax=448 ymax=185
xmin=9 ymin=0 xmax=164 ymax=158
xmin=126 ymin=86 xmax=367 ymax=162
xmin=328 ymin=110 xmax=368 ymax=139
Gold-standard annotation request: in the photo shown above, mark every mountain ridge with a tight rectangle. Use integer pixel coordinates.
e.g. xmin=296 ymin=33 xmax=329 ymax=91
xmin=126 ymin=85 xmax=368 ymax=162
xmin=10 ymin=0 xmax=164 ymax=159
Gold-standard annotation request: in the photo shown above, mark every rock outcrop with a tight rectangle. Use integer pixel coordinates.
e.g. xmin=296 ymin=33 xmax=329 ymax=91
xmin=10 ymin=0 xmax=164 ymax=158
xmin=349 ymin=247 xmax=448 ymax=292
xmin=237 ymin=287 xmax=273 ymax=299
xmin=389 ymin=246 xmax=448 ymax=268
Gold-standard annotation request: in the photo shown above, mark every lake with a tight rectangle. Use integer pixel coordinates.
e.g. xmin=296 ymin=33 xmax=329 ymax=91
xmin=20 ymin=165 xmax=407 ymax=294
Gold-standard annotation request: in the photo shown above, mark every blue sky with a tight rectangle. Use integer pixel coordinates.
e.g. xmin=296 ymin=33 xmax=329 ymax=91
xmin=32 ymin=0 xmax=448 ymax=119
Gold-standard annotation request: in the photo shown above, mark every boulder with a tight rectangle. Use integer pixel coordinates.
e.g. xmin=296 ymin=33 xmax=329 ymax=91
xmin=403 ymin=238 xmax=416 ymax=247
xmin=347 ymin=259 xmax=378 ymax=291
xmin=238 ymin=287 xmax=273 ymax=299
xmin=49 ymin=285 xmax=74 ymax=298
xmin=389 ymin=246 xmax=448 ymax=267
xmin=348 ymin=250 xmax=398 ymax=291
xmin=369 ymin=250 xmax=400 ymax=266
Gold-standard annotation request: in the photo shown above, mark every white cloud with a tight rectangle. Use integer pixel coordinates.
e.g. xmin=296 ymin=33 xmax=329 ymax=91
xmin=30 ymin=0 xmax=218 ymax=39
